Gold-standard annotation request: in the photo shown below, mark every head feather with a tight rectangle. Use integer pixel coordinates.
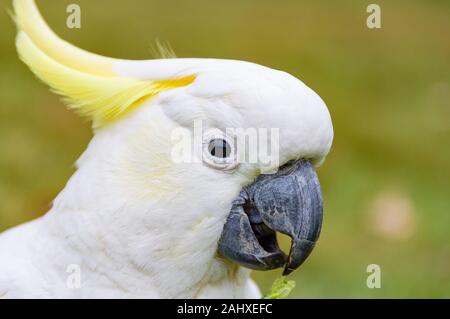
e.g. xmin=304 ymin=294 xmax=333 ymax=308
xmin=151 ymin=39 xmax=177 ymax=59
xmin=13 ymin=0 xmax=196 ymax=128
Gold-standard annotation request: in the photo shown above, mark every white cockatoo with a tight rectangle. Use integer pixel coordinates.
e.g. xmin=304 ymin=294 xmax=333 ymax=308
xmin=0 ymin=0 xmax=333 ymax=298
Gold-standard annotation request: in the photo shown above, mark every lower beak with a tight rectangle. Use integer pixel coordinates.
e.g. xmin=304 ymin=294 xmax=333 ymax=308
xmin=218 ymin=160 xmax=323 ymax=275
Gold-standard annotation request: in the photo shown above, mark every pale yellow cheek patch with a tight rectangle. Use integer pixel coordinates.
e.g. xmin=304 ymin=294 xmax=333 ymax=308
xmin=115 ymin=119 xmax=181 ymax=200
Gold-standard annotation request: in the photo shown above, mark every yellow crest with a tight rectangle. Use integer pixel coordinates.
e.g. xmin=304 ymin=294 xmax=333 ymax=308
xmin=13 ymin=0 xmax=196 ymax=128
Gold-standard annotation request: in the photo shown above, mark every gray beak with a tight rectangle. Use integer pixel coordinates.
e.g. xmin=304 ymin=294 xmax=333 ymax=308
xmin=218 ymin=160 xmax=323 ymax=275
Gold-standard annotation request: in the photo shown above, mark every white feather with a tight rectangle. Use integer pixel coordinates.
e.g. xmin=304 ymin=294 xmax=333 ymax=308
xmin=3 ymin=1 xmax=333 ymax=300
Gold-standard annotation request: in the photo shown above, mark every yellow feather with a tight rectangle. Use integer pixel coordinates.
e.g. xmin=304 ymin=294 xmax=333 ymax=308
xmin=13 ymin=0 xmax=196 ymax=127
xmin=151 ymin=39 xmax=177 ymax=59
xmin=13 ymin=0 xmax=114 ymax=76
xmin=16 ymin=32 xmax=196 ymax=128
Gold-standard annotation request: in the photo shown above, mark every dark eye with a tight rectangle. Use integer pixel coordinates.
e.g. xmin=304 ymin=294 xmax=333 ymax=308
xmin=208 ymin=139 xmax=231 ymax=158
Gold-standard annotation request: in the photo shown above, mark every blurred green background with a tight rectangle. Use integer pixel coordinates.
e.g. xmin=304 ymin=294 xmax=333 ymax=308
xmin=0 ymin=0 xmax=449 ymax=297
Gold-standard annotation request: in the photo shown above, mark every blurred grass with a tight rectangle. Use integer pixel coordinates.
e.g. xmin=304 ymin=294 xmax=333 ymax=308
xmin=0 ymin=0 xmax=449 ymax=297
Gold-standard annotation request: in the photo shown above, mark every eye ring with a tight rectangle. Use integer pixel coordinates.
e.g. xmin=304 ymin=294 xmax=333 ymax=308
xmin=202 ymin=129 xmax=238 ymax=171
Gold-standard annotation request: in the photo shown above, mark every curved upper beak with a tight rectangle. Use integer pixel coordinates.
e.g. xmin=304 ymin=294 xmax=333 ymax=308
xmin=218 ymin=160 xmax=323 ymax=275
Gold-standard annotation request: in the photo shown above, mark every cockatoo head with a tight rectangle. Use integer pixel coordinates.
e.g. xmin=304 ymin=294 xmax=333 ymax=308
xmin=13 ymin=0 xmax=333 ymax=286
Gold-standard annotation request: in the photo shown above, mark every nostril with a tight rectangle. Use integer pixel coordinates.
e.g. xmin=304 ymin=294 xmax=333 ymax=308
xmin=276 ymin=159 xmax=302 ymax=175
xmin=279 ymin=159 xmax=296 ymax=170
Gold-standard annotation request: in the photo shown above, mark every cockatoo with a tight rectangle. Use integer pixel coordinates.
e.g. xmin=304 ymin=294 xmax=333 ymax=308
xmin=0 ymin=0 xmax=333 ymax=298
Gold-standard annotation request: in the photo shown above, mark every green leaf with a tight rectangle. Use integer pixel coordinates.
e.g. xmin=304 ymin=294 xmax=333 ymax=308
xmin=263 ymin=277 xmax=296 ymax=299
